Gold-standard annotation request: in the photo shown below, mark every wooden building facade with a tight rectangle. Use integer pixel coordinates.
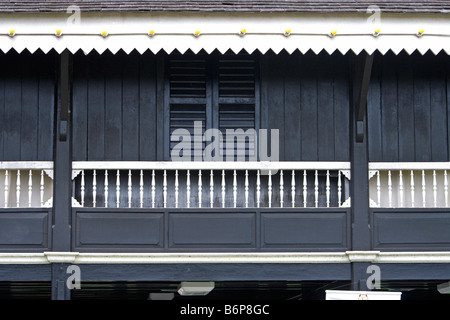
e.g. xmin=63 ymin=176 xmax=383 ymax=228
xmin=0 ymin=1 xmax=449 ymax=300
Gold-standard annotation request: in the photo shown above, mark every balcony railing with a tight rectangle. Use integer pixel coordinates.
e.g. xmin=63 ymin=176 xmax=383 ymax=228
xmin=0 ymin=161 xmax=54 ymax=208
xmin=369 ymin=162 xmax=450 ymax=208
xmin=72 ymin=161 xmax=351 ymax=209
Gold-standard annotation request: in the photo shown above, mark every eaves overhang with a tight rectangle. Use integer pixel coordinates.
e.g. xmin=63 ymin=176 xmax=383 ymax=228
xmin=0 ymin=11 xmax=449 ymax=55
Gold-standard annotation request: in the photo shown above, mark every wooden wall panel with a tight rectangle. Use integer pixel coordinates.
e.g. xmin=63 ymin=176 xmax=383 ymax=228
xmin=368 ymin=52 xmax=450 ymax=162
xmin=0 ymin=209 xmax=51 ymax=251
xmin=72 ymin=208 xmax=350 ymax=252
xmin=72 ymin=51 xmax=159 ymax=161
xmin=371 ymin=209 xmax=450 ymax=250
xmin=73 ymin=51 xmax=351 ymax=162
xmin=261 ymin=52 xmax=351 ymax=161
xmin=0 ymin=51 xmax=55 ymax=161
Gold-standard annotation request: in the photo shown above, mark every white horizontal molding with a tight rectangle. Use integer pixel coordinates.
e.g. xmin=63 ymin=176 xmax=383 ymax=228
xmin=369 ymin=162 xmax=450 ymax=170
xmin=0 ymin=12 xmax=449 ymax=55
xmin=0 ymin=253 xmax=47 ymax=264
xmin=0 ymin=161 xmax=53 ymax=170
xmin=1 ymin=251 xmax=450 ymax=264
xmin=72 ymin=161 xmax=351 ymax=171
xmin=73 ymin=252 xmax=350 ymax=264
xmin=375 ymin=252 xmax=450 ymax=263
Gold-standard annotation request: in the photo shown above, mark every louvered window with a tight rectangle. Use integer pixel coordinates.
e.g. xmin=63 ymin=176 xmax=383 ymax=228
xmin=165 ymin=53 xmax=259 ymax=161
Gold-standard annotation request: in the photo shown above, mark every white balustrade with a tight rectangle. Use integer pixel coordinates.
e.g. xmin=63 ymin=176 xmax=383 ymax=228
xmin=369 ymin=162 xmax=450 ymax=208
xmin=71 ymin=161 xmax=351 ymax=209
xmin=0 ymin=162 xmax=53 ymax=208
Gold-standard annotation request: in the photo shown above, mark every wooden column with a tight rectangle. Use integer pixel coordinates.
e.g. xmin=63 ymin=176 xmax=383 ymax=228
xmin=350 ymin=53 xmax=373 ymax=289
xmin=52 ymin=50 xmax=73 ymax=252
xmin=51 ymin=263 xmax=71 ymax=300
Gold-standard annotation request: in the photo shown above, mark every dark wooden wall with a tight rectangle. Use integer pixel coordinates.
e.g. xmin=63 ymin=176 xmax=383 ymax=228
xmin=260 ymin=51 xmax=351 ymax=161
xmin=72 ymin=51 xmax=352 ymax=162
xmin=368 ymin=52 xmax=450 ymax=162
xmin=72 ymin=51 xmax=159 ymax=161
xmin=0 ymin=51 xmax=55 ymax=161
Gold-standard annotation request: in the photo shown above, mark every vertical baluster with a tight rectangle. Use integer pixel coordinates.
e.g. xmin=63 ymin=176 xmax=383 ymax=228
xmin=422 ymin=170 xmax=426 ymax=207
xmin=314 ymin=170 xmax=318 ymax=208
xmin=303 ymin=170 xmax=307 ymax=208
xmin=198 ymin=170 xmax=202 ymax=208
xmin=291 ymin=170 xmax=295 ymax=208
xmin=4 ymin=170 xmax=9 ymax=208
xmin=388 ymin=170 xmax=392 ymax=208
xmin=81 ymin=170 xmax=85 ymax=207
xmin=445 ymin=170 xmax=448 ymax=207
xmin=186 ymin=169 xmax=191 ymax=208
xmin=268 ymin=170 xmax=272 ymax=208
xmin=256 ymin=170 xmax=261 ymax=208
xmin=233 ymin=170 xmax=237 ymax=208
xmin=326 ymin=170 xmax=330 ymax=208
xmin=40 ymin=170 xmax=44 ymax=207
xmin=139 ymin=170 xmax=144 ymax=208
xmin=163 ymin=170 xmax=167 ymax=208
xmin=104 ymin=170 xmax=109 ymax=208
xmin=16 ymin=170 xmax=20 ymax=207
xmin=399 ymin=170 xmax=403 ymax=208
xmin=210 ymin=170 xmax=214 ymax=208
xmin=28 ymin=170 xmax=32 ymax=207
xmin=279 ymin=170 xmax=284 ymax=208
xmin=221 ymin=170 xmax=226 ymax=208
xmin=245 ymin=170 xmax=249 ymax=208
xmin=92 ymin=169 xmax=97 ymax=208
xmin=151 ymin=170 xmax=156 ymax=208
xmin=128 ymin=170 xmax=132 ymax=208
xmin=433 ymin=170 xmax=437 ymax=208
xmin=175 ymin=170 xmax=179 ymax=208
xmin=410 ymin=170 xmax=415 ymax=208
xmin=376 ymin=171 xmax=381 ymax=207
xmin=116 ymin=169 xmax=120 ymax=208
xmin=338 ymin=171 xmax=342 ymax=207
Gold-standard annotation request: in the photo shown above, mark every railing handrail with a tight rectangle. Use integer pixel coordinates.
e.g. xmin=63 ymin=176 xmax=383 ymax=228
xmin=0 ymin=161 xmax=53 ymax=170
xmin=72 ymin=161 xmax=351 ymax=171
xmin=369 ymin=162 xmax=450 ymax=170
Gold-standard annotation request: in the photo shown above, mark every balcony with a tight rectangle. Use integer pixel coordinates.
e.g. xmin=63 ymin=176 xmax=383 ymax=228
xmin=1 ymin=160 xmax=450 ymax=253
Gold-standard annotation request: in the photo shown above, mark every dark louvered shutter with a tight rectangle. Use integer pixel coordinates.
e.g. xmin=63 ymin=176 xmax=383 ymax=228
xmin=166 ymin=53 xmax=258 ymax=161
xmin=218 ymin=55 xmax=257 ymax=161
xmin=168 ymin=56 xmax=208 ymax=160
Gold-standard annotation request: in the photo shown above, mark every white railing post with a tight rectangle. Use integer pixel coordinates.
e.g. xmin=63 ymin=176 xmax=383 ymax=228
xmin=104 ymin=170 xmax=109 ymax=208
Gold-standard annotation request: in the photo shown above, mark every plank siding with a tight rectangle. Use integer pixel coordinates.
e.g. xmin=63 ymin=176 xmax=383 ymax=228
xmin=261 ymin=52 xmax=350 ymax=161
xmin=0 ymin=51 xmax=55 ymax=161
xmin=73 ymin=52 xmax=159 ymax=161
xmin=368 ymin=52 xmax=450 ymax=162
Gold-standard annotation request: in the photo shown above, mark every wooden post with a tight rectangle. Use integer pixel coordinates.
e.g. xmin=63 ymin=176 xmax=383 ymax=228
xmin=51 ymin=50 xmax=73 ymax=299
xmin=51 ymin=263 xmax=71 ymax=300
xmin=351 ymin=53 xmax=373 ymax=290
xmin=52 ymin=50 xmax=72 ymax=252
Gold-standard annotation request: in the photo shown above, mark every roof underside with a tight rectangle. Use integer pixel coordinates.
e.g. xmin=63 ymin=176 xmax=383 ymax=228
xmin=2 ymin=0 xmax=450 ymax=14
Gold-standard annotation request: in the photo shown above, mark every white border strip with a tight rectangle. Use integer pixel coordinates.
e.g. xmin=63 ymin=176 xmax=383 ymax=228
xmin=72 ymin=161 xmax=351 ymax=171
xmin=0 ymin=161 xmax=53 ymax=170
xmin=369 ymin=162 xmax=450 ymax=170
xmin=0 ymin=251 xmax=449 ymax=264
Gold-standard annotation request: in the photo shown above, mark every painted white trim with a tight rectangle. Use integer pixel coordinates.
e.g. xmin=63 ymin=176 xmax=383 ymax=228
xmin=0 ymin=253 xmax=48 ymax=264
xmin=369 ymin=162 xmax=450 ymax=170
xmin=0 ymin=12 xmax=449 ymax=55
xmin=0 ymin=251 xmax=449 ymax=264
xmin=44 ymin=251 xmax=79 ymax=263
xmin=0 ymin=161 xmax=53 ymax=170
xmin=72 ymin=161 xmax=351 ymax=171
